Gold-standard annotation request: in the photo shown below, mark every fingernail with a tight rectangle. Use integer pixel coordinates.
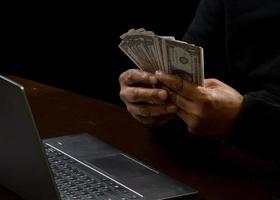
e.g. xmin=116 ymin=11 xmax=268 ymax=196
xmin=167 ymin=105 xmax=177 ymax=112
xmin=149 ymin=76 xmax=157 ymax=85
xmin=158 ymin=90 xmax=168 ymax=100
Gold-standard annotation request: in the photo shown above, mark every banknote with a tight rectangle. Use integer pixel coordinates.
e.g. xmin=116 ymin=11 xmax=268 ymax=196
xmin=119 ymin=28 xmax=204 ymax=85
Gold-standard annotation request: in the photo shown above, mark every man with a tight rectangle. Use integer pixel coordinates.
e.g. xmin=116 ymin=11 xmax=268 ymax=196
xmin=119 ymin=0 xmax=280 ymax=160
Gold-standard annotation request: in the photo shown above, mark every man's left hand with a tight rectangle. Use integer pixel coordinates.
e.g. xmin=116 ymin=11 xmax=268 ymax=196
xmin=155 ymin=71 xmax=244 ymax=139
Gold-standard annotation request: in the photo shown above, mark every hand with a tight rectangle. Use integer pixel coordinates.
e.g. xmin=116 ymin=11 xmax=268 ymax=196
xmin=155 ymin=71 xmax=244 ymax=139
xmin=119 ymin=69 xmax=178 ymax=127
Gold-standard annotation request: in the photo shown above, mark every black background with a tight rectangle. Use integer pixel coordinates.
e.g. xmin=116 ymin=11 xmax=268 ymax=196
xmin=2 ymin=1 xmax=200 ymax=105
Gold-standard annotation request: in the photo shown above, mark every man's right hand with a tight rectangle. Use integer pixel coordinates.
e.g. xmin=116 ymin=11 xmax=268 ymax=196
xmin=119 ymin=69 xmax=178 ymax=127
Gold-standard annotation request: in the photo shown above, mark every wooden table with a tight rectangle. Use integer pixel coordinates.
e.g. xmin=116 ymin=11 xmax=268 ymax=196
xmin=1 ymin=76 xmax=280 ymax=200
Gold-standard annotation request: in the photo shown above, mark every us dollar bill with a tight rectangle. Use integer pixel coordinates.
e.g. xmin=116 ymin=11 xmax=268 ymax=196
xmin=119 ymin=28 xmax=204 ymax=85
xmin=163 ymin=39 xmax=204 ymax=86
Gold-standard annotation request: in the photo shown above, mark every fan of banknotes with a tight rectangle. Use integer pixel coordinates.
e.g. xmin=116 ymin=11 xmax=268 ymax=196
xmin=119 ymin=28 xmax=204 ymax=85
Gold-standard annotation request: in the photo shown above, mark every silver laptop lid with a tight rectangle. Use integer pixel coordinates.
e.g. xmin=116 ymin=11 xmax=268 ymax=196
xmin=0 ymin=75 xmax=59 ymax=200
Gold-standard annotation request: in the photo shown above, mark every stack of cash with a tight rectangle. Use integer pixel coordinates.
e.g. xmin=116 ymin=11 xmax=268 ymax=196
xmin=119 ymin=28 xmax=204 ymax=85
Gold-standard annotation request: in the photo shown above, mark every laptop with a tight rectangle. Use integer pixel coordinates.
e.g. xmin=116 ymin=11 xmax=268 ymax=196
xmin=0 ymin=75 xmax=198 ymax=200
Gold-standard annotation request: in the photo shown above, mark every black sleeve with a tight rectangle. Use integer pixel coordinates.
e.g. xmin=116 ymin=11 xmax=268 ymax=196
xmin=183 ymin=0 xmax=224 ymax=47
xmin=182 ymin=0 xmax=229 ymax=82
xmin=231 ymin=79 xmax=280 ymax=161
xmin=182 ymin=0 xmax=280 ymax=161
xmin=228 ymin=11 xmax=280 ymax=161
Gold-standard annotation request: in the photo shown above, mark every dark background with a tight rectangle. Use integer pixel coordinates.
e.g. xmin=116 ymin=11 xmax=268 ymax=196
xmin=2 ymin=1 xmax=200 ymax=105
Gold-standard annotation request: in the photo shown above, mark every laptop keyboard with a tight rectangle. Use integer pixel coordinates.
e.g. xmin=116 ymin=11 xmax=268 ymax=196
xmin=44 ymin=144 xmax=141 ymax=200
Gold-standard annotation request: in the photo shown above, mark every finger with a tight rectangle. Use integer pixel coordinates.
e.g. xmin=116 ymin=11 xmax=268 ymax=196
xmin=203 ymin=78 xmax=236 ymax=91
xmin=119 ymin=69 xmax=157 ymax=86
xmin=126 ymin=103 xmax=178 ymax=117
xmin=155 ymin=70 xmax=198 ymax=100
xmin=203 ymin=79 xmax=220 ymax=88
xmin=203 ymin=78 xmax=227 ymax=88
xmin=120 ymin=87 xmax=168 ymax=104
xmin=167 ymin=89 xmax=197 ymax=115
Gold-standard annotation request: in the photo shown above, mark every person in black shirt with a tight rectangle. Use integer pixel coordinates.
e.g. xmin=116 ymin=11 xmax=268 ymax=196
xmin=119 ymin=0 xmax=280 ymax=160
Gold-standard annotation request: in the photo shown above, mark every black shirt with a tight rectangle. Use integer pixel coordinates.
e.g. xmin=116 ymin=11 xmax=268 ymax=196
xmin=183 ymin=0 xmax=280 ymax=160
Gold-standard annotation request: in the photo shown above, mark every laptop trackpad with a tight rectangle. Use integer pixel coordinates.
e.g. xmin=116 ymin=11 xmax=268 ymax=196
xmin=87 ymin=154 xmax=156 ymax=179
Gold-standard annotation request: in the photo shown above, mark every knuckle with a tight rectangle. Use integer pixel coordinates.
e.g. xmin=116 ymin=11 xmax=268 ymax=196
xmin=198 ymin=92 xmax=213 ymax=109
xmin=125 ymin=72 xmax=134 ymax=85
xmin=119 ymin=72 xmax=126 ymax=83
xmin=119 ymin=70 xmax=129 ymax=83
xmin=120 ymin=69 xmax=137 ymax=85
xmin=141 ymin=72 xmax=150 ymax=80
xmin=127 ymin=68 xmax=138 ymax=74
xmin=119 ymin=90 xmax=126 ymax=101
